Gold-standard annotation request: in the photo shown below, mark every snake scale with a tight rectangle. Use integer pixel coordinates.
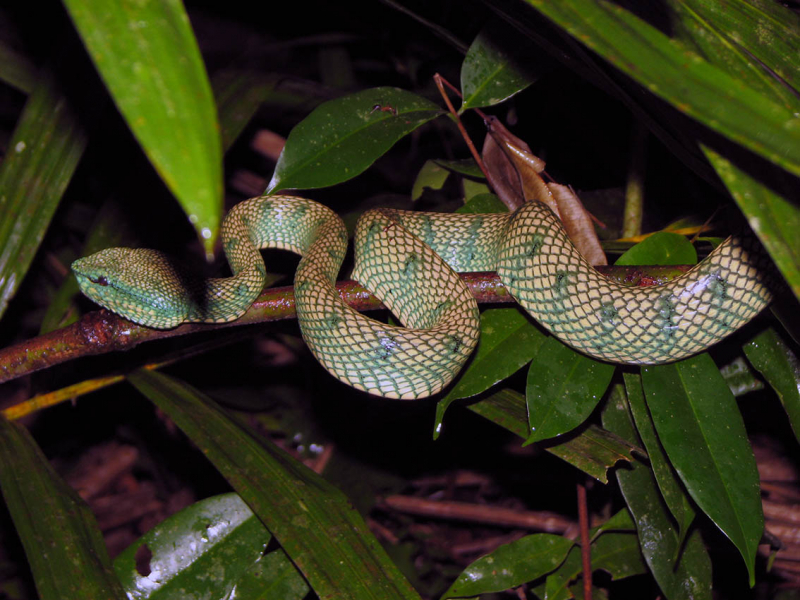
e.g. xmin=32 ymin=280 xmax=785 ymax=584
xmin=72 ymin=195 xmax=773 ymax=399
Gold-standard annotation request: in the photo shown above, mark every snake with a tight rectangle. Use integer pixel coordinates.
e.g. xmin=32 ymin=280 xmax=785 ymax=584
xmin=71 ymin=195 xmax=773 ymax=399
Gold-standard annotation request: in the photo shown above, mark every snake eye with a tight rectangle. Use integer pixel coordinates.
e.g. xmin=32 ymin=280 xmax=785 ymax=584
xmin=89 ymin=275 xmax=109 ymax=287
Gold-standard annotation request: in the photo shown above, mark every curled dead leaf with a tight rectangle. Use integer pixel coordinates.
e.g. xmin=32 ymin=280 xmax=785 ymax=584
xmin=481 ymin=117 xmax=607 ymax=265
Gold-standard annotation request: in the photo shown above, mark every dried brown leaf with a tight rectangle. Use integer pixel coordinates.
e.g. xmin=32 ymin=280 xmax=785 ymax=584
xmin=549 ymin=183 xmax=607 ymax=266
xmin=482 ymin=117 xmax=606 ymax=264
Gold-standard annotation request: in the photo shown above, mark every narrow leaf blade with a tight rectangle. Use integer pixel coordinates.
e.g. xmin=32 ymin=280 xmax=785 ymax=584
xmin=0 ymin=70 xmax=87 ymax=321
xmin=744 ymin=328 xmax=800 ymax=443
xmin=62 ymin=0 xmax=222 ymax=254
xmin=603 ymin=384 xmax=712 ymax=600
xmin=641 ymin=355 xmax=763 ymax=585
xmin=523 ymin=0 xmax=800 ymax=177
xmin=127 ymin=369 xmax=420 ymax=600
xmin=701 ymin=146 xmax=800 ymax=302
xmin=114 ymin=493 xmax=307 ymax=600
xmin=0 ymin=416 xmax=126 ymax=599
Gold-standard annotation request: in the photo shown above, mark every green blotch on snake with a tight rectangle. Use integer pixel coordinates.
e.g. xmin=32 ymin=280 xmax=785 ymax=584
xmin=708 ymin=274 xmax=728 ymax=300
xmin=526 ymin=234 xmax=544 ymax=257
xmin=598 ymin=301 xmax=618 ymax=329
xmin=323 ymin=312 xmax=343 ymax=331
xmin=445 ymin=334 xmax=462 ymax=354
xmin=403 ymin=253 xmax=418 ymax=276
xmin=421 ymin=215 xmax=434 ymax=247
xmin=554 ymin=270 xmax=571 ymax=298
xmin=433 ymin=300 xmax=452 ymax=318
xmin=657 ymin=296 xmax=678 ymax=342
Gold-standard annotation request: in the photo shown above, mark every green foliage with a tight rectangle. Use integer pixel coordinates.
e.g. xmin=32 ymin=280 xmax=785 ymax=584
xmin=62 ymin=0 xmax=222 ymax=255
xmin=113 ymin=493 xmax=308 ymax=599
xmin=0 ymin=416 xmax=125 ymax=599
xmin=267 ymin=87 xmax=444 ymax=192
xmin=614 ymin=232 xmax=698 ymax=266
xmin=0 ymin=1 xmax=798 ymax=599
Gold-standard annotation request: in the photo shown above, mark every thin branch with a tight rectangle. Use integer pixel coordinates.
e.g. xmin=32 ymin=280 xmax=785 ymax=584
xmin=433 ymin=73 xmax=492 ymax=183
xmin=380 ymin=494 xmax=575 ymax=533
xmin=577 ymin=481 xmax=593 ymax=600
xmin=0 ymin=266 xmax=691 ymax=386
xmin=622 ymin=122 xmax=647 ymax=239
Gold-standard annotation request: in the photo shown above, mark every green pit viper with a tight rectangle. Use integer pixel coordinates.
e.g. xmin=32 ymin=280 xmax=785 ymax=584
xmin=72 ymin=195 xmax=773 ymax=399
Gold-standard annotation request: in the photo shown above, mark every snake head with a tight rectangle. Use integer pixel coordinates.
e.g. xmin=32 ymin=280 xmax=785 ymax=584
xmin=72 ymin=248 xmax=193 ymax=329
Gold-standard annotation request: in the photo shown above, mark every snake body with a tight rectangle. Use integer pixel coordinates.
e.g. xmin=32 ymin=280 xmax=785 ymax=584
xmin=72 ymin=195 xmax=773 ymax=399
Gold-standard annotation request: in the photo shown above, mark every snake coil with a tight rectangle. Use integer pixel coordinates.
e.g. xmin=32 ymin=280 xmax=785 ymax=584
xmin=72 ymin=195 xmax=773 ymax=399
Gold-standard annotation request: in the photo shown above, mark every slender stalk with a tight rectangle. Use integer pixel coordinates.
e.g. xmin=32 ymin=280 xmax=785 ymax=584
xmin=622 ymin=122 xmax=647 ymax=238
xmin=577 ymin=482 xmax=592 ymax=600
xmin=0 ymin=266 xmax=692 ymax=386
xmin=433 ymin=73 xmax=492 ymax=183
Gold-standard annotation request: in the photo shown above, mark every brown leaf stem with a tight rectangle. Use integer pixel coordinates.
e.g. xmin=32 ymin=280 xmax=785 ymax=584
xmin=433 ymin=73 xmax=492 ymax=183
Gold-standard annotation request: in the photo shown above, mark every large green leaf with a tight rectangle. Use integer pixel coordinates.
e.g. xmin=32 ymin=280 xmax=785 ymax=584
xmin=614 ymin=232 xmax=697 ymax=267
xmin=127 ymin=369 xmax=420 ymax=600
xmin=434 ymin=308 xmax=546 ymax=438
xmin=0 ymin=416 xmax=126 ymax=599
xmin=114 ymin=493 xmax=307 ymax=600
xmin=460 ymin=21 xmax=542 ymax=111
xmin=652 ymin=0 xmax=800 ymax=300
xmin=622 ymin=373 xmax=695 ymax=545
xmin=666 ymin=0 xmax=800 ymax=102
xmin=523 ymin=0 xmax=800 ymax=177
xmin=0 ymin=70 xmax=87 ymax=321
xmin=641 ymin=355 xmax=763 ymax=586
xmin=62 ymin=0 xmax=222 ymax=255
xmin=525 ymin=338 xmax=615 ymax=443
xmin=267 ymin=87 xmax=443 ymax=192
xmin=743 ymin=328 xmax=800 ymax=443
xmin=442 ymin=534 xmax=573 ymax=598
xmin=603 ymin=384 xmax=712 ymax=600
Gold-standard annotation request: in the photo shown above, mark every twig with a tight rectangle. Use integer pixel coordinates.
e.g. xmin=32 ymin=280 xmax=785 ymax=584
xmin=380 ymin=495 xmax=575 ymax=532
xmin=0 ymin=266 xmax=695 ymax=387
xmin=433 ymin=73 xmax=492 ymax=183
xmin=577 ymin=482 xmax=592 ymax=600
xmin=622 ymin=122 xmax=647 ymax=239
